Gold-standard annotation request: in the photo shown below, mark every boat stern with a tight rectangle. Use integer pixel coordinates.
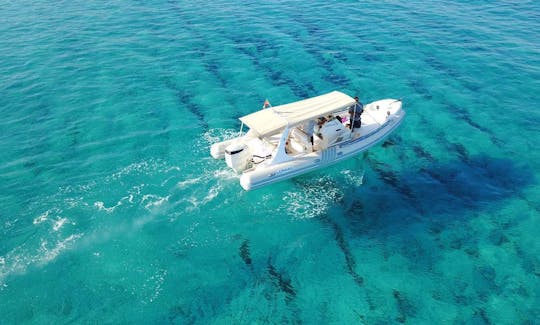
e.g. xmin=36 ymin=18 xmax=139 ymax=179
xmin=210 ymin=139 xmax=236 ymax=159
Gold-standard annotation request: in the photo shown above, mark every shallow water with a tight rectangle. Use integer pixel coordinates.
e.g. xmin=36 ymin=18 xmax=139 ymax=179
xmin=1 ymin=0 xmax=539 ymax=323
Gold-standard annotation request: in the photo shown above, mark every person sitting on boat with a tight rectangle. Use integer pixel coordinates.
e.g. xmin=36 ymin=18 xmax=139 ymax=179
xmin=348 ymin=96 xmax=364 ymax=130
xmin=315 ymin=117 xmax=327 ymax=138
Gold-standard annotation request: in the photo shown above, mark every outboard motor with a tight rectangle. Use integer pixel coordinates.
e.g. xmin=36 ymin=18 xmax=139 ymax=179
xmin=225 ymin=142 xmax=251 ymax=173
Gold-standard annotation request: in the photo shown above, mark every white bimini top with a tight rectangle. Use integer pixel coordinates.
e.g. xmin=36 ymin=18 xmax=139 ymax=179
xmin=239 ymin=91 xmax=355 ymax=137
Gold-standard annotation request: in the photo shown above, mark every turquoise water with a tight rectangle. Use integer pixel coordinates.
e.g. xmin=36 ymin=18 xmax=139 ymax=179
xmin=1 ymin=0 xmax=539 ymax=323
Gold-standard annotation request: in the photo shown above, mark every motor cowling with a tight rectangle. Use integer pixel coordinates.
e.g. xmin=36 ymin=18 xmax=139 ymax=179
xmin=225 ymin=142 xmax=251 ymax=173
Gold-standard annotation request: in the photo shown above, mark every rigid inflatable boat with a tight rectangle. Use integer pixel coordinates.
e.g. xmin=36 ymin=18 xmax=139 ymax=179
xmin=210 ymin=91 xmax=405 ymax=190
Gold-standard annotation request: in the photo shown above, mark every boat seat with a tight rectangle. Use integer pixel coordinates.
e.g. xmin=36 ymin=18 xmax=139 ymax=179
xmin=247 ymin=137 xmax=274 ymax=158
xmin=290 ymin=128 xmax=312 ymax=153
xmin=313 ymin=119 xmax=348 ymax=150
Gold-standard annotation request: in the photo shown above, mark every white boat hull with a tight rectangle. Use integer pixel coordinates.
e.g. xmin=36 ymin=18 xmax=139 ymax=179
xmin=211 ymin=97 xmax=405 ymax=190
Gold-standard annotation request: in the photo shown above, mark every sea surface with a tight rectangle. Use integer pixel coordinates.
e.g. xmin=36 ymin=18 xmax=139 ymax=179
xmin=1 ymin=0 xmax=539 ymax=323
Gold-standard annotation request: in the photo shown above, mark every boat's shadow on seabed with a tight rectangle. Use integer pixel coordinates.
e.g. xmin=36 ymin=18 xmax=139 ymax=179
xmin=296 ymin=153 xmax=535 ymax=235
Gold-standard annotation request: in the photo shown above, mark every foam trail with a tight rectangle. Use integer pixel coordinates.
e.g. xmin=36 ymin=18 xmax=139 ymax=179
xmin=0 ymin=233 xmax=83 ymax=288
